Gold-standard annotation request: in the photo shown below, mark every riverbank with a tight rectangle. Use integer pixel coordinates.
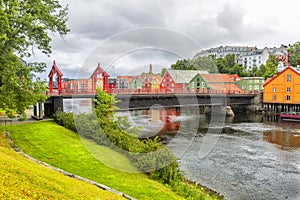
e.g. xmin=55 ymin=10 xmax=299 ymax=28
xmin=1 ymin=121 xmax=221 ymax=199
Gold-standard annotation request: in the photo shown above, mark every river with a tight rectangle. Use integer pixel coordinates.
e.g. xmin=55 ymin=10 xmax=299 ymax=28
xmin=122 ymin=107 xmax=300 ymax=200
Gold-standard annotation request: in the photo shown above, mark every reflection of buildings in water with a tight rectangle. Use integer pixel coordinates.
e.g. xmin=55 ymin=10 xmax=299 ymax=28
xmin=144 ymin=108 xmax=181 ymax=133
xmin=263 ymin=130 xmax=300 ymax=149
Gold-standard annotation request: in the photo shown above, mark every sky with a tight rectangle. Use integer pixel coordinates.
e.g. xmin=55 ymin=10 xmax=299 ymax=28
xmin=28 ymin=0 xmax=300 ymax=79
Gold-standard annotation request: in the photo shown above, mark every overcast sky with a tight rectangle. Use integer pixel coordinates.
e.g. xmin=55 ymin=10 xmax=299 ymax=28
xmin=28 ymin=0 xmax=300 ymax=79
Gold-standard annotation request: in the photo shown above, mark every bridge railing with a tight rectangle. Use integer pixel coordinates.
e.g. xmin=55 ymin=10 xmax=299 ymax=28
xmin=46 ymin=88 xmax=258 ymax=96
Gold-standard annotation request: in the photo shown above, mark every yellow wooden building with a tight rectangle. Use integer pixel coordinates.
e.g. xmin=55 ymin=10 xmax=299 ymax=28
xmin=263 ymin=66 xmax=300 ymax=112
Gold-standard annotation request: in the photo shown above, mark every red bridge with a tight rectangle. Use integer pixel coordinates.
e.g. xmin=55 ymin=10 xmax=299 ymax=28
xmin=47 ymin=61 xmax=255 ymax=96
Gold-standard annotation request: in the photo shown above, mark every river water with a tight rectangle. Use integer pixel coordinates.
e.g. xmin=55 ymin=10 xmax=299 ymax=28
xmin=122 ymin=107 xmax=300 ymax=200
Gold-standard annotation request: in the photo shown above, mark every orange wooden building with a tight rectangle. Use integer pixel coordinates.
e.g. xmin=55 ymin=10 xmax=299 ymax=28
xmin=263 ymin=66 xmax=300 ymax=112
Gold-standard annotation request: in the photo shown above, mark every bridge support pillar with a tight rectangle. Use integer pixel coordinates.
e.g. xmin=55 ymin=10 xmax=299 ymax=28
xmin=33 ymin=105 xmax=37 ymax=116
xmin=44 ymin=96 xmax=63 ymax=117
xmin=38 ymin=102 xmax=43 ymax=119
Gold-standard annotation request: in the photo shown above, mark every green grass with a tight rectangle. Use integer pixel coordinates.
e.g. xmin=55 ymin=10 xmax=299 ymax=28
xmin=1 ymin=121 xmax=188 ymax=200
xmin=0 ymin=129 xmax=125 ymax=200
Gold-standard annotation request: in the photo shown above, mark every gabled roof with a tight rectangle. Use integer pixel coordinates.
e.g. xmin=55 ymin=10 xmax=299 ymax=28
xmin=139 ymin=73 xmax=162 ymax=84
xmin=166 ymin=70 xmax=209 ymax=84
xmin=238 ymin=77 xmax=265 ymax=81
xmin=263 ymin=66 xmax=300 ymax=87
xmin=209 ymin=83 xmax=244 ymax=93
xmin=200 ymin=74 xmax=234 ymax=83
xmin=90 ymin=63 xmax=109 ymax=79
xmin=48 ymin=60 xmax=63 ymax=77
xmin=117 ymin=75 xmax=137 ymax=83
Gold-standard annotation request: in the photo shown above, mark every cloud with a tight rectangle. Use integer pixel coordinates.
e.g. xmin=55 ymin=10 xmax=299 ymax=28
xmin=27 ymin=0 xmax=300 ymax=80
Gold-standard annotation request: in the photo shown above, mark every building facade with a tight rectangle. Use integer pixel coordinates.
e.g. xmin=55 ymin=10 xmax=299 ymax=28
xmin=160 ymin=70 xmax=208 ymax=92
xmin=194 ymin=46 xmax=257 ymax=59
xmin=189 ymin=74 xmax=244 ymax=94
xmin=263 ymin=66 xmax=300 ymax=104
xmin=236 ymin=77 xmax=265 ymax=92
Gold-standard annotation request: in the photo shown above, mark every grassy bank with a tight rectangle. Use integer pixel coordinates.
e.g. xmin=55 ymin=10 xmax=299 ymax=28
xmin=0 ymin=128 xmax=125 ymax=199
xmin=1 ymin=121 xmax=189 ymax=200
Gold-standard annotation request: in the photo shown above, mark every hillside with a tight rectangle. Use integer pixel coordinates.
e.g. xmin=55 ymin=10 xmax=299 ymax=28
xmin=1 ymin=121 xmax=187 ymax=200
xmin=0 ymin=129 xmax=125 ymax=199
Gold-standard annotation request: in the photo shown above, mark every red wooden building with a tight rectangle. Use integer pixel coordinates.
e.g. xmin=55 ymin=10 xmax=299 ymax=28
xmin=48 ymin=61 xmax=111 ymax=95
xmin=160 ymin=70 xmax=208 ymax=93
xmin=48 ymin=60 xmax=63 ymax=94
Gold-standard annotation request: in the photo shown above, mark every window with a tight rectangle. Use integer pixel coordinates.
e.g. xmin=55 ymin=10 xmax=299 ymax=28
xmin=287 ymin=87 xmax=291 ymax=92
xmin=162 ymin=83 xmax=164 ymax=87
xmin=286 ymin=95 xmax=291 ymax=100
xmin=272 ymin=95 xmax=276 ymax=100
xmin=287 ymin=74 xmax=291 ymax=82
xmin=191 ymin=82 xmax=195 ymax=88
xmin=254 ymin=85 xmax=259 ymax=90
xmin=273 ymin=87 xmax=277 ymax=92
xmin=202 ymin=82 xmax=205 ymax=88
xmin=171 ymin=83 xmax=174 ymax=87
xmin=249 ymin=85 xmax=252 ymax=90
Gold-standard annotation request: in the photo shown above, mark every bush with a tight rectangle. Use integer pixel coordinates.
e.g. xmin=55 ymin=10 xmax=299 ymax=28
xmin=53 ymin=110 xmax=76 ymax=132
xmin=52 ymin=89 xmax=222 ymax=199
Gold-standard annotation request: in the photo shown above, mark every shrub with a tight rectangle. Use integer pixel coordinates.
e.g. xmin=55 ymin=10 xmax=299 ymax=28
xmin=52 ymin=89 xmax=222 ymax=199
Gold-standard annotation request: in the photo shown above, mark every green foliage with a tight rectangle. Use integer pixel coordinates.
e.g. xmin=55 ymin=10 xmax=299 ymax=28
xmin=248 ymin=66 xmax=261 ymax=77
xmin=215 ymin=58 xmax=230 ymax=73
xmin=161 ymin=67 xmax=167 ymax=76
xmin=171 ymin=59 xmax=194 ymax=70
xmin=224 ymin=54 xmax=236 ymax=68
xmin=53 ymin=109 xmax=76 ymax=132
xmin=288 ymin=41 xmax=300 ymax=67
xmin=94 ymin=88 xmax=119 ymax=118
xmin=171 ymin=57 xmax=218 ymax=73
xmin=192 ymin=56 xmax=218 ymax=73
xmin=52 ymin=93 xmax=221 ymax=199
xmin=230 ymin=64 xmax=249 ymax=77
xmin=0 ymin=0 xmax=69 ymax=118
xmin=0 ymin=53 xmax=47 ymax=119
xmin=258 ymin=55 xmax=279 ymax=78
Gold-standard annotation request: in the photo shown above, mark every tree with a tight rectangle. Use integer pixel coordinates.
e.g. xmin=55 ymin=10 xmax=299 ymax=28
xmin=161 ymin=67 xmax=167 ymax=76
xmin=94 ymin=88 xmax=119 ymax=118
xmin=262 ymin=61 xmax=277 ymax=79
xmin=170 ymin=59 xmax=194 ymax=70
xmin=230 ymin=64 xmax=249 ymax=77
xmin=260 ymin=55 xmax=279 ymax=78
xmin=249 ymin=66 xmax=261 ymax=77
xmin=193 ymin=56 xmax=218 ymax=72
xmin=288 ymin=42 xmax=300 ymax=67
xmin=224 ymin=54 xmax=236 ymax=68
xmin=0 ymin=0 xmax=69 ymax=118
xmin=215 ymin=57 xmax=230 ymax=73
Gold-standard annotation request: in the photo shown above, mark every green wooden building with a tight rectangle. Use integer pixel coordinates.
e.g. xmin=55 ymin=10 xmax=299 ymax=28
xmin=130 ymin=77 xmax=143 ymax=89
xmin=236 ymin=77 xmax=265 ymax=92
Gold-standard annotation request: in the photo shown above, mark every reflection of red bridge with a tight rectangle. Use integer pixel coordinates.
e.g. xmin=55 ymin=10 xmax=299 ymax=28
xmin=47 ymin=61 xmax=255 ymax=96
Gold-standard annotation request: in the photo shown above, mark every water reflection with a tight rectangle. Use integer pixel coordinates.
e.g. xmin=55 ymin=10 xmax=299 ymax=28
xmin=264 ymin=130 xmax=300 ymax=150
xmin=123 ymin=107 xmax=300 ymax=200
xmin=127 ymin=108 xmax=182 ymax=138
